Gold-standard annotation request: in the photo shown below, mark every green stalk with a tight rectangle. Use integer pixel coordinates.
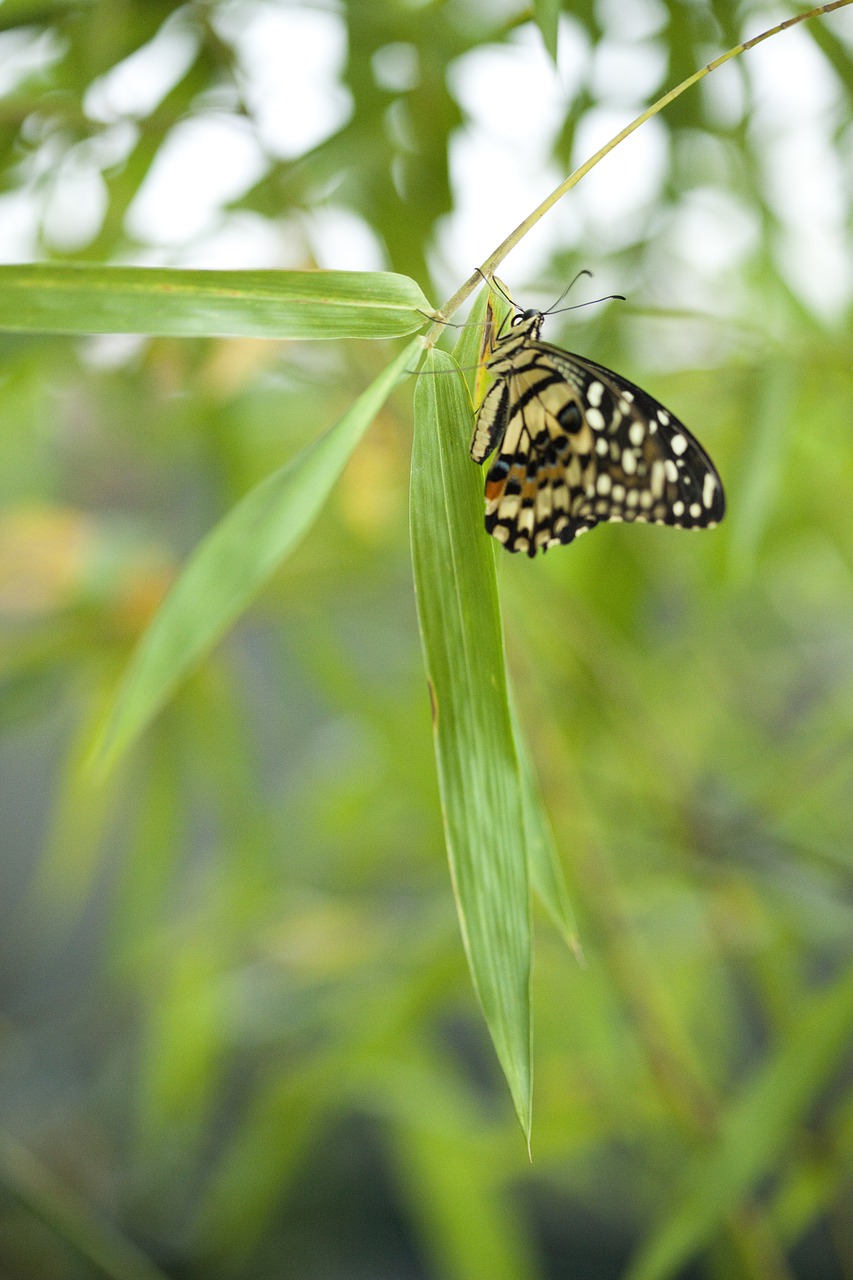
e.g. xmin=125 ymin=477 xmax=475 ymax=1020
xmin=427 ymin=0 xmax=853 ymax=342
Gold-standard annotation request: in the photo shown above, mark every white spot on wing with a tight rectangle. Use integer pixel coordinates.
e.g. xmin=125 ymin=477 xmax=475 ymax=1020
xmin=650 ymin=460 xmax=666 ymax=498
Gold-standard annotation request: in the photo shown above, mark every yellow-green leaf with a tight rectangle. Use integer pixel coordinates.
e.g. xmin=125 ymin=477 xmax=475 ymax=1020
xmin=409 ymin=339 xmax=532 ymax=1140
xmin=0 ymin=265 xmax=432 ymax=339
xmin=94 ymin=339 xmax=419 ymax=771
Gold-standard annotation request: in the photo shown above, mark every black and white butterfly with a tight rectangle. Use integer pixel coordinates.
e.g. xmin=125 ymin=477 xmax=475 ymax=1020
xmin=470 ymin=291 xmax=725 ymax=557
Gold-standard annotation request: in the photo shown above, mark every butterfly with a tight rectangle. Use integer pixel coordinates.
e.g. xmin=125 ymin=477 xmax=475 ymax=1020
xmin=469 ymin=290 xmax=725 ymax=557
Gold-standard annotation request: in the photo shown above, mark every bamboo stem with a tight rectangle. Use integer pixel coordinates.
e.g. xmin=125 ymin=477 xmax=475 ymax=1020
xmin=427 ymin=0 xmax=853 ymax=344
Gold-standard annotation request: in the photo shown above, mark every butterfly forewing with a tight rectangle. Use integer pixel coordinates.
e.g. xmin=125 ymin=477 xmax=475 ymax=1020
xmin=470 ymin=309 xmax=725 ymax=557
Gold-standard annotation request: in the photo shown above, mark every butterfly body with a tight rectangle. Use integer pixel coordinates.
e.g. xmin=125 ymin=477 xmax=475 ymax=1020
xmin=470 ymin=307 xmax=725 ymax=557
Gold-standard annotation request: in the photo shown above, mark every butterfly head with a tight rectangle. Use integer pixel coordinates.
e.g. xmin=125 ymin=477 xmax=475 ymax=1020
xmin=510 ymin=308 xmax=545 ymax=341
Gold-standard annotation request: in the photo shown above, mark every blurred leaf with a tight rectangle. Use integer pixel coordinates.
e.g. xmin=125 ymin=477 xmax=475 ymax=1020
xmin=0 ymin=1132 xmax=170 ymax=1280
xmin=628 ymin=965 xmax=853 ymax=1280
xmin=0 ymin=0 xmax=87 ymax=25
xmin=82 ymin=33 xmax=226 ymax=262
xmin=138 ymin=929 xmax=223 ymax=1147
xmin=725 ymin=356 xmax=795 ymax=585
xmin=94 ymin=338 xmax=419 ymax=770
xmin=194 ymin=1065 xmax=334 ymax=1265
xmin=806 ymin=16 xmax=853 ymax=106
xmin=533 ymin=0 xmax=560 ymax=61
xmin=38 ymin=680 xmax=129 ymax=904
xmin=771 ymin=1091 xmax=853 ymax=1245
xmin=410 ymin=343 xmax=532 ymax=1141
xmin=391 ymin=1109 xmax=541 ymax=1280
xmin=0 ymin=266 xmax=433 ymax=339
xmin=195 ymin=948 xmax=457 ymax=1266
xmin=512 ymin=700 xmax=579 ymax=951
xmin=109 ymin=736 xmax=184 ymax=955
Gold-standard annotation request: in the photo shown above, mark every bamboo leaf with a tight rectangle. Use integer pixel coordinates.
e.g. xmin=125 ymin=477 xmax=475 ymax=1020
xmin=0 ymin=265 xmax=432 ymax=339
xmin=409 ymin=342 xmax=532 ymax=1140
xmin=511 ymin=703 xmax=580 ymax=952
xmin=94 ymin=339 xmax=419 ymax=770
xmin=454 ymin=284 xmax=578 ymax=950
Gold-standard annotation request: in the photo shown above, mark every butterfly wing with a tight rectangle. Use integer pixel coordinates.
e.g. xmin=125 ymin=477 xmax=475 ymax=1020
xmin=569 ymin=349 xmax=726 ymax=530
xmin=471 ymin=340 xmax=725 ymax=557
xmin=473 ymin=353 xmax=599 ymax=556
xmin=470 ymin=374 xmax=511 ymax=465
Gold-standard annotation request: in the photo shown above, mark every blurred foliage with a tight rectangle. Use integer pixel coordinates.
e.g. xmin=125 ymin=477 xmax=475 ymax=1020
xmin=0 ymin=2 xmax=852 ymax=1280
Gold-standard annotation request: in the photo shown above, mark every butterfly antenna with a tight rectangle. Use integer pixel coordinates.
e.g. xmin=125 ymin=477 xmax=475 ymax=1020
xmin=474 ymin=266 xmax=516 ymax=309
xmin=548 ymin=292 xmax=626 ymax=316
xmin=542 ymin=269 xmax=593 ymax=315
xmin=474 ymin=266 xmax=623 ymax=317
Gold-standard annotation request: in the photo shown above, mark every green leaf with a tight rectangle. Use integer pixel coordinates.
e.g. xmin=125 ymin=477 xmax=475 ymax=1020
xmin=627 ymin=966 xmax=853 ymax=1280
xmin=450 ymin=282 xmax=577 ymax=948
xmin=533 ymin=0 xmax=561 ymax=61
xmin=93 ymin=339 xmax=420 ymax=771
xmin=511 ymin=701 xmax=580 ymax=952
xmin=409 ymin=342 xmax=532 ymax=1141
xmin=0 ymin=265 xmax=432 ymax=339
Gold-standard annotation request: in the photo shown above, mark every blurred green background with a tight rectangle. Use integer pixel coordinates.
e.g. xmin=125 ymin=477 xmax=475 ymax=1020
xmin=1 ymin=1 xmax=852 ymax=1278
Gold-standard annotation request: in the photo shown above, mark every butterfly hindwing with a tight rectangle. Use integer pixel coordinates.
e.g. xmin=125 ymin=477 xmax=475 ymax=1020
xmin=480 ymin=350 xmax=598 ymax=556
xmin=470 ymin=309 xmax=725 ymax=557
xmin=471 ymin=376 xmax=510 ymax=464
